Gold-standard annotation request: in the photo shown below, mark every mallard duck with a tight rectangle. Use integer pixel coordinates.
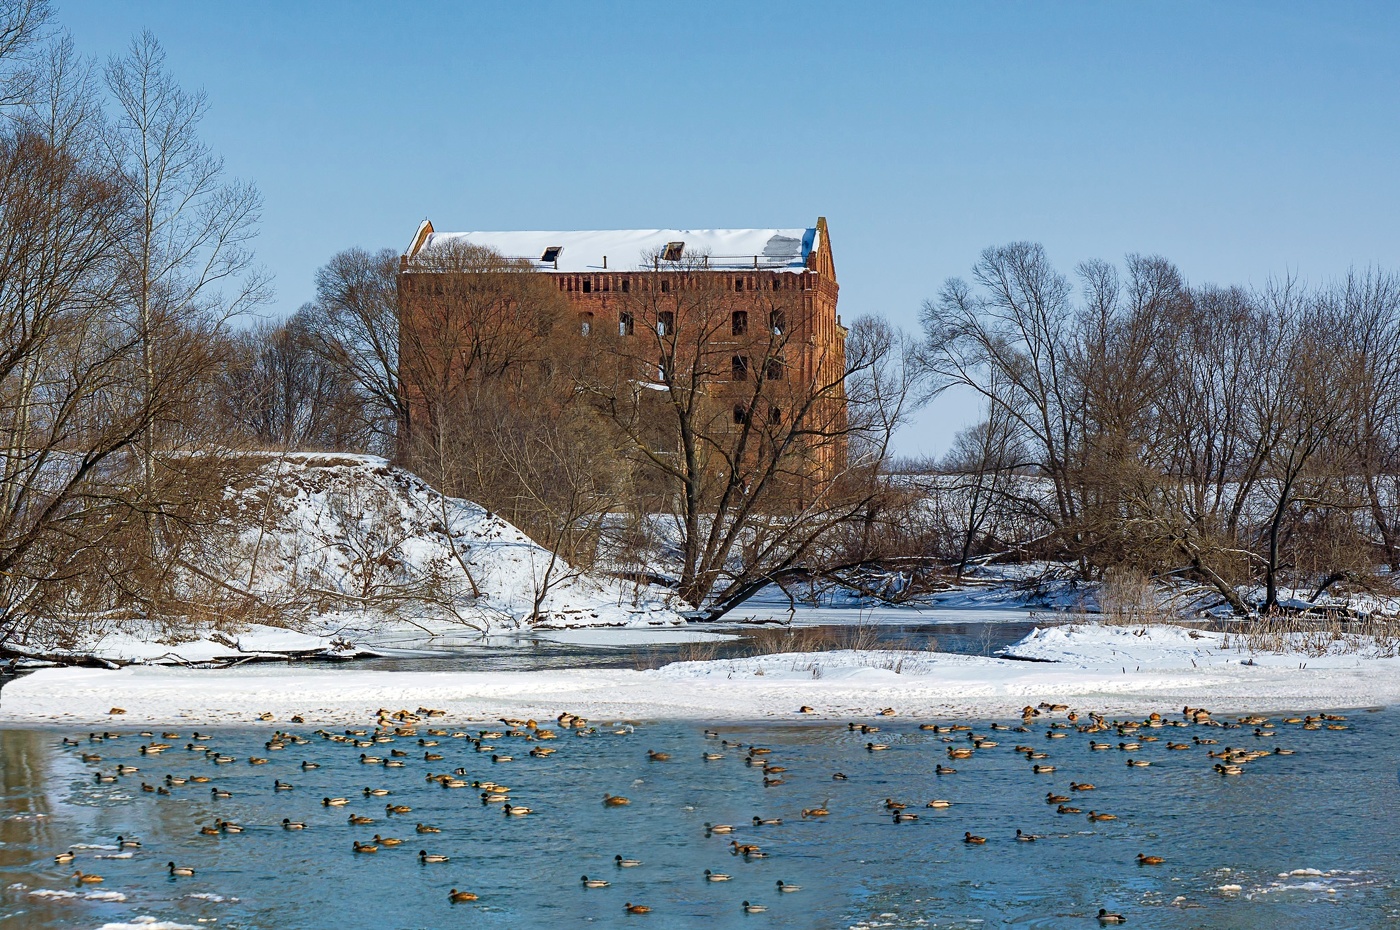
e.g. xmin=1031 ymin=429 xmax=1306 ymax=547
xmin=199 ymin=825 xmax=220 ymax=836
xmin=624 ymin=903 xmax=652 ymax=914
xmin=349 ymin=814 xmax=374 ymax=825
xmin=963 ymin=832 xmax=986 ymax=844
xmin=603 ymin=794 xmax=631 ymax=806
xmin=386 ymin=804 xmax=412 ymax=814
xmin=491 ymin=754 xmax=513 ymax=763
xmin=935 ymin=765 xmax=957 ymax=775
xmin=415 ymin=823 xmax=441 ymax=833
xmin=730 ymin=840 xmax=762 ymax=856
xmin=1097 ymin=909 xmax=1127 ymax=924
xmin=893 ymin=811 xmax=918 ymax=823
xmin=168 ymin=862 xmax=195 ymax=877
xmin=801 ymin=806 xmax=830 ymax=817
xmin=165 ymin=775 xmax=186 ymax=786
xmin=647 ymin=750 xmax=671 ymax=761
xmin=1046 ymin=793 xmax=1070 ymax=804
xmin=502 ymin=804 xmax=532 ymax=816
xmin=776 ymin=880 xmax=800 ymax=892
xmin=1087 ymin=811 xmax=1117 ymax=822
xmin=54 ymin=851 xmax=76 ymax=864
xmin=1137 ymin=853 xmax=1164 ymax=865
xmin=705 ymin=869 xmax=731 ymax=881
xmin=365 ymin=787 xmax=390 ymax=796
xmin=322 ymin=797 xmax=349 ymax=807
xmin=73 ymin=871 xmax=103 ymax=884
xmin=352 ymin=841 xmax=378 ymax=853
xmin=301 ymin=761 xmax=320 ymax=770
xmin=615 ymin=855 xmax=642 ymax=867
xmin=867 ymin=742 xmax=889 ymax=752
xmin=448 ymin=889 xmax=478 ymax=902
xmin=274 ymin=779 xmax=294 ymax=791
xmin=211 ymin=788 xmax=232 ymax=799
xmin=581 ymin=875 xmax=610 ymax=887
xmin=1070 ymin=782 xmax=1095 ymax=791
xmin=742 ymin=901 xmax=767 ymax=913
xmin=217 ymin=820 xmax=243 ymax=833
xmin=1016 ymin=829 xmax=1038 ymax=842
xmin=1056 ymin=804 xmax=1081 ymax=814
xmin=1274 ymin=747 xmax=1295 ymax=755
xmin=925 ymin=799 xmax=951 ymax=808
xmin=282 ymin=818 xmax=306 ymax=829
xmin=832 ymin=772 xmax=848 ymax=780
xmin=1032 ymin=764 xmax=1056 ymax=774
xmin=703 ymin=752 xmax=725 ymax=761
xmin=753 ymin=815 xmax=782 ymax=825
xmin=705 ymin=822 xmax=735 ymax=834
xmin=375 ymin=835 xmax=403 ymax=847
xmin=117 ymin=836 xmax=141 ymax=849
xmin=419 ymin=850 xmax=449 ymax=862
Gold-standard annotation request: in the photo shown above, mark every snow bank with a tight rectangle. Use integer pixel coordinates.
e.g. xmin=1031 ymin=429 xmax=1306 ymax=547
xmin=6 ymin=624 xmax=1399 ymax=725
xmin=223 ymin=454 xmax=682 ymax=631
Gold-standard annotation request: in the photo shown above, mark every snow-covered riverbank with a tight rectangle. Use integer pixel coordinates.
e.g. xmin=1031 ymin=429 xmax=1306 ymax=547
xmin=3 ymin=624 xmax=1397 ymax=725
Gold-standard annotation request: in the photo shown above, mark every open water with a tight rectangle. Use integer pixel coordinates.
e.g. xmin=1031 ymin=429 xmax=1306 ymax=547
xmin=2 ymin=704 xmax=1398 ymax=929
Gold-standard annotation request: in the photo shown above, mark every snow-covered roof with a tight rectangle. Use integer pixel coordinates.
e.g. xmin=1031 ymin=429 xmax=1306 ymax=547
xmin=408 ymin=224 xmax=820 ymax=273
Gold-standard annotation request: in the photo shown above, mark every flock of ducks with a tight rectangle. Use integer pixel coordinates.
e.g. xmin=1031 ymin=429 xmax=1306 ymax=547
xmin=50 ymin=700 xmax=1352 ymax=922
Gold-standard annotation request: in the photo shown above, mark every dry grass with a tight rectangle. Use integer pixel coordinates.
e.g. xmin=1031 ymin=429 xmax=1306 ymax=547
xmin=1221 ymin=612 xmax=1400 ymax=658
xmin=1097 ymin=568 xmax=1177 ymax=626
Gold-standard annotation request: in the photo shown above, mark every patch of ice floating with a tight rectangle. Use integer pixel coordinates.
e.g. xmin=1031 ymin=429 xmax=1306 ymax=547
xmin=92 ymin=918 xmax=199 ymax=930
xmin=186 ymin=893 xmax=237 ymax=902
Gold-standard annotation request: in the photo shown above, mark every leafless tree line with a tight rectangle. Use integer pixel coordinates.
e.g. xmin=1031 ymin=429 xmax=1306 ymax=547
xmin=920 ymin=242 xmax=1400 ymax=613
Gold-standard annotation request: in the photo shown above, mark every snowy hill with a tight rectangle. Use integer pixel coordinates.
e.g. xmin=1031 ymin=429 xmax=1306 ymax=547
xmin=227 ymin=454 xmax=683 ymax=632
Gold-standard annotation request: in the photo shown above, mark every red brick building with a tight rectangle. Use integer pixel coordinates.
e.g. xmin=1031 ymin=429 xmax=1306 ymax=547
xmin=399 ymin=218 xmax=848 ymax=488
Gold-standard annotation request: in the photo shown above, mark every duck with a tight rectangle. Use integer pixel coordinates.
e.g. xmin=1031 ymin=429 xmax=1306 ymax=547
xmin=217 ymin=819 xmax=243 ymax=833
xmin=705 ymin=822 xmax=736 ymax=834
xmin=374 ymin=834 xmax=403 ymax=847
xmin=491 ymin=754 xmax=513 ymax=763
xmin=1274 ymin=747 xmax=1295 ymax=755
xmin=301 ymin=761 xmax=320 ymax=770
xmin=502 ymin=803 xmax=532 ymax=816
xmin=1070 ymin=782 xmax=1096 ymax=791
xmin=603 ymin=794 xmax=631 ymax=806
xmin=348 ymin=814 xmax=374 ymax=825
xmin=1097 ymin=909 xmax=1127 ymax=924
xmin=415 ymin=823 xmax=441 ymax=833
xmin=419 ymin=850 xmax=449 ymax=863
xmin=1056 ymin=804 xmax=1082 ymax=814
xmin=168 ymin=862 xmax=195 ymax=877
xmin=776 ymin=880 xmax=801 ymax=892
xmin=925 ymin=799 xmax=952 ymax=809
xmin=386 ymin=803 xmax=412 ymax=814
xmin=581 ymin=875 xmax=610 ymax=887
xmin=448 ymin=889 xmax=478 ymax=902
xmin=729 ymin=841 xmax=761 ymax=856
xmin=54 ymin=850 xmax=76 ymax=864
xmin=1046 ymin=793 xmax=1070 ymax=804
xmin=867 ymin=742 xmax=890 ymax=752
xmin=322 ymin=797 xmax=349 ymax=807
xmin=935 ymin=765 xmax=957 ymax=775
xmin=742 ymin=901 xmax=768 ymax=913
xmin=753 ymin=815 xmax=782 ymax=825
xmin=801 ymin=806 xmax=830 ymax=818
xmin=352 ymin=841 xmax=378 ymax=853
xmin=963 ymin=832 xmax=986 ymax=844
xmin=705 ymin=869 xmax=731 ymax=881
xmin=1032 ymin=764 xmax=1056 ymax=774
xmin=615 ymin=854 xmax=642 ymax=867
xmin=73 ymin=871 xmax=103 ymax=884
xmin=282 ymin=818 xmax=306 ymax=830
xmin=624 ymin=903 xmax=652 ymax=914
xmin=210 ymin=788 xmax=232 ymax=799
xmin=1126 ymin=759 xmax=1151 ymax=767
xmin=199 ymin=825 xmax=220 ymax=836
xmin=702 ymin=752 xmax=725 ymax=761
xmin=117 ymin=836 xmax=141 ymax=849
xmin=274 ymin=780 xmax=294 ymax=790
xmin=1137 ymin=853 xmax=1164 ymax=865
xmin=1087 ymin=811 xmax=1117 ymax=822
xmin=364 ymin=787 xmax=390 ymax=796
xmin=647 ymin=750 xmax=671 ymax=761
xmin=893 ymin=811 xmax=918 ymax=823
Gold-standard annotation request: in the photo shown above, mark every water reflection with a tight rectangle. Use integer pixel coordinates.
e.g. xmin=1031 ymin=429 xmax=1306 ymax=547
xmin=1 ymin=707 xmax=1398 ymax=929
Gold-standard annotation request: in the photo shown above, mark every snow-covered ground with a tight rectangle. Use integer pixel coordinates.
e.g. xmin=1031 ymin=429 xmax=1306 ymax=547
xmin=5 ymin=623 xmax=1397 ymax=726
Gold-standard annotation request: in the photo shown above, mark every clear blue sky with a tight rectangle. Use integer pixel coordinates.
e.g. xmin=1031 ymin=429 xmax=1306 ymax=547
xmin=61 ymin=1 xmax=1400 ymax=457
